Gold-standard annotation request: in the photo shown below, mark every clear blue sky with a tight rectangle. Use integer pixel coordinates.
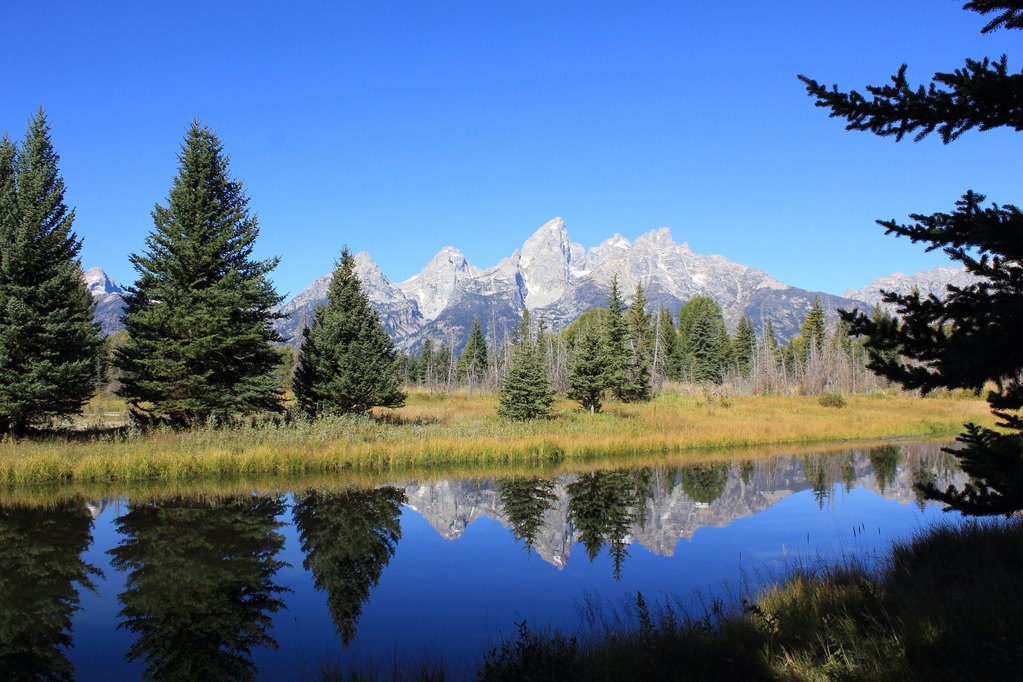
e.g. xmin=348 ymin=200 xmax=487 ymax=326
xmin=2 ymin=1 xmax=1017 ymax=299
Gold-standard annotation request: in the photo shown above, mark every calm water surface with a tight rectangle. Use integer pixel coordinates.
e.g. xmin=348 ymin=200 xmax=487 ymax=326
xmin=0 ymin=443 xmax=967 ymax=680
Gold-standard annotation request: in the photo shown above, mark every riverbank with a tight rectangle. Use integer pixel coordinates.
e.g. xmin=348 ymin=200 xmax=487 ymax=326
xmin=475 ymin=518 xmax=1023 ymax=681
xmin=0 ymin=391 xmax=992 ymax=486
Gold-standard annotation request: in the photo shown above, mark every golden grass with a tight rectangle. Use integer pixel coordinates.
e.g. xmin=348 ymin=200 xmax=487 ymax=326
xmin=0 ymin=390 xmax=993 ymax=487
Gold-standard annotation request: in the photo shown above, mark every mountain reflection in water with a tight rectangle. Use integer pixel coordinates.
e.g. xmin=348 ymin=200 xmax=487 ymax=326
xmin=0 ymin=443 xmax=967 ymax=680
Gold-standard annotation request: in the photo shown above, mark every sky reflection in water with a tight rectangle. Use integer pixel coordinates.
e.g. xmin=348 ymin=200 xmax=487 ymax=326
xmin=0 ymin=443 xmax=966 ymax=681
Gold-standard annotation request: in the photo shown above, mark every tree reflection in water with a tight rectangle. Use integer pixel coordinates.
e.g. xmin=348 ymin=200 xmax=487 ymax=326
xmin=678 ymin=463 xmax=730 ymax=505
xmin=0 ymin=501 xmax=98 ymax=681
xmin=109 ymin=495 xmax=288 ymax=681
xmin=498 ymin=477 xmax=557 ymax=553
xmin=292 ymin=486 xmax=404 ymax=645
xmin=567 ymin=469 xmax=652 ymax=580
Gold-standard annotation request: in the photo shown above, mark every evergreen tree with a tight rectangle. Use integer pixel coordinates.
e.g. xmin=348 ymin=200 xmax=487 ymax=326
xmin=620 ymin=284 xmax=653 ymax=402
xmin=677 ymin=297 xmax=726 ymax=383
xmin=498 ymin=477 xmax=557 ymax=553
xmin=792 ymin=295 xmax=826 ymax=364
xmin=567 ymin=320 xmax=608 ymax=413
xmin=654 ymin=307 xmax=681 ymax=382
xmin=603 ymin=275 xmax=630 ymax=400
xmin=0 ymin=111 xmax=103 ymax=435
xmin=109 ymin=495 xmax=288 ymax=681
xmin=292 ymin=486 xmax=404 ymax=644
xmin=731 ymin=316 xmax=756 ymax=378
xmin=679 ymin=463 xmax=730 ymax=504
xmin=0 ymin=501 xmax=98 ymax=680
xmin=458 ymin=318 xmax=488 ymax=385
xmin=498 ymin=309 xmax=554 ymax=421
xmin=293 ymin=248 xmax=405 ymax=416
xmin=802 ymin=2 xmax=1023 ymax=514
xmin=116 ymin=122 xmax=283 ymax=426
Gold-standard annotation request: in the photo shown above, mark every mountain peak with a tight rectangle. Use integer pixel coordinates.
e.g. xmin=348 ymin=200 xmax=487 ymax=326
xmin=83 ymin=267 xmax=122 ymax=295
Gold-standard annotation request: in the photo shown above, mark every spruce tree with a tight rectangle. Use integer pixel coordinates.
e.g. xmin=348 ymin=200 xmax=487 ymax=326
xmin=731 ymin=316 xmax=756 ymax=378
xmin=603 ymin=275 xmax=630 ymax=400
xmin=0 ymin=111 xmax=102 ymax=435
xmin=802 ymin=1 xmax=1023 ymax=514
xmin=620 ymin=283 xmax=653 ymax=401
xmin=792 ymin=295 xmax=826 ymax=364
xmin=116 ymin=122 xmax=282 ymax=426
xmin=457 ymin=317 xmax=488 ymax=385
xmin=677 ymin=297 xmax=726 ymax=384
xmin=293 ymin=248 xmax=405 ymax=416
xmin=567 ymin=320 xmax=608 ymax=413
xmin=498 ymin=309 xmax=554 ymax=421
xmin=655 ymin=307 xmax=681 ymax=382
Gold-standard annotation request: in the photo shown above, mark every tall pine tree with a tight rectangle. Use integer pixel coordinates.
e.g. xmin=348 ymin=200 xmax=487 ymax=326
xmin=293 ymin=248 xmax=405 ymax=416
xmin=603 ymin=275 xmax=630 ymax=400
xmin=0 ymin=111 xmax=102 ymax=435
xmin=116 ymin=122 xmax=283 ymax=426
xmin=802 ymin=1 xmax=1023 ymax=514
xmin=731 ymin=316 xmax=756 ymax=378
xmin=498 ymin=309 xmax=554 ymax=421
xmin=620 ymin=283 xmax=653 ymax=401
xmin=567 ymin=319 xmax=608 ymax=413
xmin=457 ymin=317 xmax=488 ymax=386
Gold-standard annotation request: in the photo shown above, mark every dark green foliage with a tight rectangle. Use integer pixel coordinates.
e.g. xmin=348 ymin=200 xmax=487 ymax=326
xmin=498 ymin=310 xmax=554 ymax=421
xmin=0 ymin=501 xmax=98 ymax=681
xmin=868 ymin=445 xmax=901 ymax=493
xmin=677 ymin=297 xmax=726 ymax=384
xmin=620 ymin=284 xmax=653 ymax=402
xmin=0 ymin=111 xmax=103 ymax=435
xmin=116 ymin=122 xmax=283 ymax=426
xmin=292 ymin=486 xmax=404 ymax=644
xmin=679 ymin=463 xmax=730 ymax=504
xmin=803 ymin=3 xmax=1023 ymax=514
xmin=818 ymin=392 xmax=847 ymax=408
xmin=567 ymin=469 xmax=652 ymax=580
xmin=479 ymin=621 xmax=578 ymax=682
xmin=498 ymin=477 xmax=557 ymax=552
xmin=293 ymin=248 xmax=405 ymax=416
xmin=790 ymin=295 xmax=826 ymax=364
xmin=108 ymin=495 xmax=288 ymax=681
xmin=458 ymin=318 xmax=488 ymax=383
xmin=567 ymin=321 xmax=608 ymax=413
xmin=602 ymin=276 xmax=630 ymax=399
xmin=654 ymin=307 xmax=680 ymax=381
xmin=730 ymin=316 xmax=756 ymax=378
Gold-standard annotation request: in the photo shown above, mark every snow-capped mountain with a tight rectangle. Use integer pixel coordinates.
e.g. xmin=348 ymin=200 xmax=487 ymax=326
xmin=83 ymin=266 xmax=125 ymax=336
xmin=844 ymin=266 xmax=978 ymax=313
xmin=86 ymin=219 xmax=978 ymax=349
xmin=276 ymin=217 xmax=863 ymax=349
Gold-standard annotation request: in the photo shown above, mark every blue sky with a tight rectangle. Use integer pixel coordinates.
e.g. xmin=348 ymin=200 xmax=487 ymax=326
xmin=2 ymin=1 xmax=1017 ymax=300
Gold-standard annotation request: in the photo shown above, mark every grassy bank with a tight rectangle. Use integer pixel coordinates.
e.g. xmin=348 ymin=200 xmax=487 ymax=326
xmin=0 ymin=391 xmax=992 ymax=486
xmin=475 ymin=519 xmax=1023 ymax=681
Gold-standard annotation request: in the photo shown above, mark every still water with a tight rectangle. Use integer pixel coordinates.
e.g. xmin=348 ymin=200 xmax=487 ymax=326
xmin=0 ymin=443 xmax=966 ymax=680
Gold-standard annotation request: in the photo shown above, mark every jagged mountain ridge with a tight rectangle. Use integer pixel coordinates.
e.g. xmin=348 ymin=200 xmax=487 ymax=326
xmin=844 ymin=265 xmax=977 ymax=313
xmin=83 ymin=220 xmax=974 ymax=348
xmin=400 ymin=445 xmax=963 ymax=570
xmin=274 ymin=218 xmax=869 ymax=350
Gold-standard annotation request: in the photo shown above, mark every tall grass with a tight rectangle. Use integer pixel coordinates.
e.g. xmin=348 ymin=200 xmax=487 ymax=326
xmin=0 ymin=391 xmax=992 ymax=486
xmin=476 ymin=518 xmax=1023 ymax=681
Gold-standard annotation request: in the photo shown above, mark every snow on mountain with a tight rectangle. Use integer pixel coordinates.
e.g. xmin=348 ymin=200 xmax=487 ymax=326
xmin=83 ymin=267 xmax=125 ymax=336
xmin=844 ymin=266 xmax=978 ymax=313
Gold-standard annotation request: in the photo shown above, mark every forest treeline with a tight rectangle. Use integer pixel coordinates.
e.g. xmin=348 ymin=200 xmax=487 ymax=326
xmin=0 ymin=108 xmax=902 ymax=434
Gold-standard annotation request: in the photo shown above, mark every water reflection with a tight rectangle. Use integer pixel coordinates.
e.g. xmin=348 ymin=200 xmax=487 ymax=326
xmin=292 ymin=486 xmax=404 ymax=644
xmin=0 ymin=501 xmax=98 ymax=680
xmin=567 ymin=469 xmax=652 ymax=580
xmin=0 ymin=444 xmax=970 ymax=680
xmin=108 ymin=495 xmax=288 ymax=681
xmin=497 ymin=477 xmax=557 ymax=552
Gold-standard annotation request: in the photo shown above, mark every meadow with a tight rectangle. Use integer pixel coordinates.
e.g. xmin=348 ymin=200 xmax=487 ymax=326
xmin=0 ymin=388 xmax=993 ymax=486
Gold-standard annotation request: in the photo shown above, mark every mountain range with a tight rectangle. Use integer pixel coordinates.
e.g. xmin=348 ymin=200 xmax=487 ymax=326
xmin=83 ymin=218 xmax=976 ymax=350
